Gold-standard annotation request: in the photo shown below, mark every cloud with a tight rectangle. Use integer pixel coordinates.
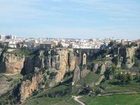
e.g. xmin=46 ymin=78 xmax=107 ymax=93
xmin=0 ymin=0 xmax=140 ymax=39
xmin=0 ymin=0 xmax=139 ymax=20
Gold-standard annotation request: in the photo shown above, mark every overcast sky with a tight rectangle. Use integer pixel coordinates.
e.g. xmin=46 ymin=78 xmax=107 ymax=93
xmin=0 ymin=0 xmax=140 ymax=39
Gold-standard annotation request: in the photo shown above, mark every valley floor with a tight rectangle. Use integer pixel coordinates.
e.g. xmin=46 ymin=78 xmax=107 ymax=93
xmin=24 ymin=93 xmax=140 ymax=105
xmin=81 ymin=94 xmax=140 ymax=105
xmin=24 ymin=96 xmax=79 ymax=105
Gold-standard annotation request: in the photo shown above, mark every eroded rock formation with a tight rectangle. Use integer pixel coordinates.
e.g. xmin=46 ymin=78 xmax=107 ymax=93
xmin=0 ymin=47 xmax=88 ymax=103
xmin=119 ymin=47 xmax=136 ymax=68
xmin=19 ymin=71 xmax=43 ymax=102
xmin=0 ymin=52 xmax=25 ymax=74
xmin=18 ymin=48 xmax=78 ymax=102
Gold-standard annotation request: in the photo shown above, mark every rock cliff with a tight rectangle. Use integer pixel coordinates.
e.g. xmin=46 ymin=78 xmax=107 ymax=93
xmin=119 ymin=47 xmax=136 ymax=68
xmin=125 ymin=47 xmax=135 ymax=68
xmin=0 ymin=52 xmax=25 ymax=74
xmin=0 ymin=43 xmax=139 ymax=104
xmin=0 ymin=48 xmax=92 ymax=103
xmin=19 ymin=71 xmax=43 ymax=102
xmin=54 ymin=49 xmax=76 ymax=83
xmin=17 ymin=48 xmax=78 ymax=102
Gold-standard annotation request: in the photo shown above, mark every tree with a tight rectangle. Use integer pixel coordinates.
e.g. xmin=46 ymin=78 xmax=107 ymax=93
xmin=104 ymin=65 xmax=116 ymax=80
xmin=95 ymin=88 xmax=101 ymax=96
xmin=104 ymin=67 xmax=111 ymax=80
xmin=135 ymin=73 xmax=140 ymax=82
xmin=115 ymin=72 xmax=132 ymax=85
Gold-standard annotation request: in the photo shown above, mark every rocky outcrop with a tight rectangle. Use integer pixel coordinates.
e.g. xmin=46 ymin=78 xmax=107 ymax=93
xmin=93 ymin=64 xmax=99 ymax=72
xmin=21 ymin=51 xmax=44 ymax=75
xmin=21 ymin=57 xmax=34 ymax=75
xmin=0 ymin=75 xmax=14 ymax=96
xmin=22 ymin=48 xmax=76 ymax=84
xmin=50 ymin=49 xmax=76 ymax=86
xmin=19 ymin=71 xmax=43 ymax=102
xmin=18 ymin=48 xmax=78 ymax=102
xmin=1 ymin=44 xmax=137 ymax=104
xmin=68 ymin=50 xmax=76 ymax=71
xmin=0 ymin=47 xmax=92 ymax=103
xmin=125 ymin=47 xmax=135 ymax=68
xmin=100 ymin=64 xmax=106 ymax=75
xmin=95 ymin=75 xmax=105 ymax=86
xmin=119 ymin=47 xmax=136 ymax=69
xmin=73 ymin=66 xmax=81 ymax=85
xmin=0 ymin=52 xmax=25 ymax=74
xmin=54 ymin=49 xmax=69 ymax=83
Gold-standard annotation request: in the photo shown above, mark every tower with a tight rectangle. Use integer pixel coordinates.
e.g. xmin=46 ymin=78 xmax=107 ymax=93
xmin=82 ymin=53 xmax=87 ymax=65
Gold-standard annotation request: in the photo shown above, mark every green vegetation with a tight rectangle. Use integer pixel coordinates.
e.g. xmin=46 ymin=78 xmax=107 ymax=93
xmin=12 ymin=48 xmax=31 ymax=57
xmin=72 ymin=71 xmax=101 ymax=96
xmin=0 ymin=74 xmax=22 ymax=105
xmin=80 ymin=72 xmax=100 ymax=86
xmin=25 ymin=80 xmax=140 ymax=105
xmin=114 ymin=73 xmax=132 ymax=84
xmin=102 ymin=80 xmax=140 ymax=93
xmin=81 ymin=94 xmax=140 ymax=105
xmin=25 ymin=96 xmax=78 ymax=105
xmin=25 ymin=83 xmax=77 ymax=105
xmin=1 ymin=42 xmax=140 ymax=105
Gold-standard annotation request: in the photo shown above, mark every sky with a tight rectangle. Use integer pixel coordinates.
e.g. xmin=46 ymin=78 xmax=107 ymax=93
xmin=0 ymin=0 xmax=140 ymax=39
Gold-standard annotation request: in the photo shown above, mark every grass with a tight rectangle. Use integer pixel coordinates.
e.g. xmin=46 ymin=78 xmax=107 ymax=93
xmin=80 ymin=72 xmax=100 ymax=86
xmin=81 ymin=94 xmax=140 ymax=105
xmin=25 ymin=96 xmax=79 ymax=105
xmin=24 ymin=80 xmax=78 ymax=105
xmin=11 ymin=48 xmax=31 ymax=57
xmin=72 ymin=72 xmax=100 ymax=94
xmin=79 ymin=78 xmax=140 ymax=105
xmin=101 ymin=80 xmax=140 ymax=93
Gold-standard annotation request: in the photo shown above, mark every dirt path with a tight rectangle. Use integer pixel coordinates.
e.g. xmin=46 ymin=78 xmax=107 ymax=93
xmin=72 ymin=96 xmax=85 ymax=105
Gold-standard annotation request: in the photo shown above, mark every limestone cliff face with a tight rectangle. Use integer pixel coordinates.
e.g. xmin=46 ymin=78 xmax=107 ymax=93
xmin=0 ymin=53 xmax=25 ymax=74
xmin=8 ymin=46 xmax=138 ymax=103
xmin=73 ymin=66 xmax=80 ymax=85
xmin=21 ymin=51 xmax=45 ymax=75
xmin=125 ymin=47 xmax=135 ymax=68
xmin=119 ymin=47 xmax=136 ymax=68
xmin=68 ymin=51 xmax=76 ymax=71
xmin=92 ymin=60 xmax=112 ymax=74
xmin=50 ymin=49 xmax=76 ymax=86
xmin=22 ymin=48 xmax=76 ymax=84
xmin=54 ymin=49 xmax=69 ymax=83
xmin=21 ymin=57 xmax=34 ymax=75
xmin=19 ymin=71 xmax=43 ymax=102
xmin=18 ymin=48 xmax=77 ymax=102
xmin=100 ymin=64 xmax=106 ymax=75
